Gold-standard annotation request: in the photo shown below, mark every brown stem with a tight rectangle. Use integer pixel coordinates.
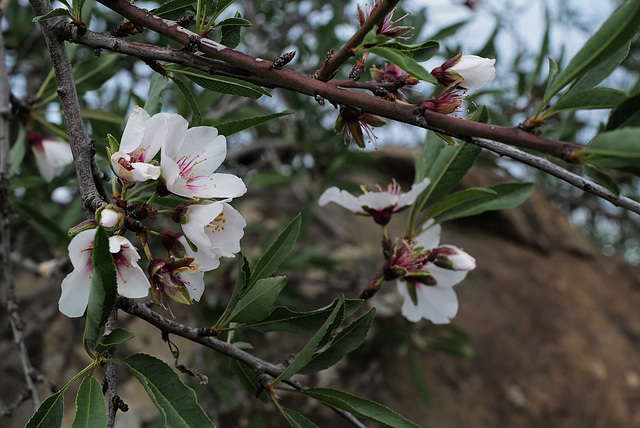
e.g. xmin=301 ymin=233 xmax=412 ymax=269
xmin=29 ymin=0 xmax=107 ymax=216
xmin=315 ymin=0 xmax=401 ymax=81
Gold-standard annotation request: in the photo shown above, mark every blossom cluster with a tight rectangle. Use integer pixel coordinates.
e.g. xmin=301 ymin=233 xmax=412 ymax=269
xmin=320 ymin=180 xmax=476 ymax=324
xmin=59 ymin=107 xmax=246 ymax=318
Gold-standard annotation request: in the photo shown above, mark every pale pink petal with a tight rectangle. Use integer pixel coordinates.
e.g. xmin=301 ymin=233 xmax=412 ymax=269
xmin=162 ymin=156 xmax=193 ymax=198
xmin=59 ymin=268 xmax=92 ymax=317
xmin=319 ymin=187 xmax=361 ymax=212
xmin=175 ymin=127 xmax=227 ymax=176
xmin=32 ymin=140 xmax=74 ymax=182
xmin=396 ymin=178 xmax=431 ymax=207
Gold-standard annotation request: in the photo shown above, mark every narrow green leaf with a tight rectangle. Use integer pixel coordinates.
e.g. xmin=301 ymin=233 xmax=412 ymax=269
xmin=570 ymin=42 xmax=630 ymax=93
xmin=436 ymin=182 xmax=535 ymax=223
xmin=381 ymin=40 xmax=439 ymax=62
xmin=10 ymin=175 xmax=47 ymax=189
xmin=583 ymin=165 xmax=621 ymax=196
xmin=544 ymin=0 xmax=640 ymax=103
xmin=144 ymin=73 xmax=169 ymax=116
xmin=546 ymin=87 xmax=626 ymax=116
xmin=12 ymin=200 xmax=70 ymax=245
xmin=247 ymin=298 xmax=363 ymax=334
xmin=606 ymin=93 xmax=640 ymax=130
xmin=302 ymin=388 xmax=422 ymax=428
xmin=214 ymin=110 xmax=294 ymax=136
xmin=170 ymin=75 xmax=202 ymax=125
xmin=368 ymin=46 xmax=436 ymax=83
xmin=72 ymin=0 xmax=85 ymax=22
xmin=84 ymin=226 xmax=117 ymax=343
xmin=227 ymin=276 xmax=287 ymax=324
xmin=73 ymin=54 xmax=120 ymax=96
xmin=152 ymin=0 xmax=197 ymax=16
xmin=274 ymin=297 xmax=345 ymax=382
xmin=299 ymin=307 xmax=376 ymax=374
xmin=94 ymin=328 xmax=135 ymax=355
xmin=215 ymin=17 xmax=252 ymax=27
xmin=72 ymin=376 xmax=107 ymax=428
xmin=217 ymin=253 xmax=250 ymax=328
xmin=409 ymin=350 xmax=431 ymax=406
xmin=229 ymin=359 xmax=268 ymax=402
xmin=581 ymin=127 xmax=640 ymax=167
xmin=427 ymin=187 xmax=497 ymax=219
xmin=176 ymin=68 xmax=269 ymax=99
xmin=219 ymin=11 xmax=244 ymax=48
xmin=428 ymin=337 xmax=474 ymax=358
xmin=122 ymin=353 xmax=216 ymax=428
xmin=427 ymin=20 xmax=468 ymax=41
xmin=215 ymin=0 xmax=236 ymax=16
xmin=281 ymin=408 xmax=320 ymax=428
xmin=32 ymin=8 xmax=74 ymax=22
xmin=26 ymin=391 xmax=64 ymax=428
xmin=79 ymin=109 xmax=126 ymax=125
xmin=248 ymin=214 xmax=301 ymax=289
xmin=9 ymin=127 xmax=27 ymax=176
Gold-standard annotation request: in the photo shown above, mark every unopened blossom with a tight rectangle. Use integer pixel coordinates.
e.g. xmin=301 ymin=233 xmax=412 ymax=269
xmin=175 ymin=201 xmax=246 ymax=269
xmin=358 ymin=1 xmax=413 ymax=40
xmin=319 ymin=177 xmax=430 ymax=225
xmin=58 ymin=229 xmax=150 ymax=317
xmin=397 ymin=221 xmax=476 ymax=324
xmin=28 ymin=132 xmax=74 ymax=183
xmin=96 ymin=204 xmax=124 ymax=230
xmin=431 ymin=53 xmax=496 ymax=90
xmin=148 ymin=257 xmax=205 ymax=315
xmin=371 ymin=63 xmax=419 ymax=100
xmin=418 ymin=90 xmax=463 ymax=115
xmin=109 ymin=106 xmax=183 ymax=185
xmin=160 ymin=120 xmax=246 ymax=199
xmin=333 ymin=106 xmax=387 ymax=149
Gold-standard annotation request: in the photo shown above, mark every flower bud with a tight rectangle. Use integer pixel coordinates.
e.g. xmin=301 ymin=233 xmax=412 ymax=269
xmin=96 ymin=204 xmax=125 ymax=230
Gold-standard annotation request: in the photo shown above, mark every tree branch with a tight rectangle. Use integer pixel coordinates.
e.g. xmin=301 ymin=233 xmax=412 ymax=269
xmin=0 ymin=6 xmax=41 ymax=411
xmin=116 ymin=297 xmax=367 ymax=428
xmin=469 ymin=137 xmax=640 ymax=215
xmin=28 ymin=0 xmax=107 ymax=216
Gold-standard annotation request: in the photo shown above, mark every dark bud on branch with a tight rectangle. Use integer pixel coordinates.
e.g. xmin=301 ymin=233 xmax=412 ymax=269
xmin=349 ymin=57 xmax=367 ymax=81
xmin=177 ymin=15 xmax=195 ymax=28
xmin=271 ymin=51 xmax=296 ymax=70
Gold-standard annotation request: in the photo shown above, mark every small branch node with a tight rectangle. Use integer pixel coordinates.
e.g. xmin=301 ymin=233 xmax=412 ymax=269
xmin=271 ymin=50 xmax=296 ymax=70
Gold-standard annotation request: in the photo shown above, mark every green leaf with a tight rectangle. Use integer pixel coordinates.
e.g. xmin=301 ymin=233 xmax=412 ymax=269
xmin=302 ymin=388 xmax=422 ymax=428
xmin=381 ymin=40 xmax=439 ymax=62
xmin=215 ymin=0 xmax=236 ymax=16
xmin=546 ymin=87 xmax=626 ymax=116
xmin=606 ymin=93 xmax=640 ymax=130
xmin=229 ymin=359 xmax=268 ymax=402
xmin=248 ymin=214 xmax=301 ymax=289
xmin=427 ymin=187 xmax=497 ymax=219
xmin=170 ymin=75 xmax=202 ymax=125
xmin=299 ymin=307 xmax=376 ymax=375
xmin=581 ymin=127 xmax=640 ymax=167
xmin=219 ymin=11 xmax=244 ymax=48
xmin=570 ymin=42 xmax=630 ymax=93
xmin=144 ymin=73 xmax=169 ymax=116
xmin=274 ymin=297 xmax=346 ymax=382
xmin=10 ymin=175 xmax=47 ymax=189
xmin=9 ymin=127 xmax=27 ymax=176
xmin=94 ymin=328 xmax=135 ymax=355
xmin=583 ymin=165 xmax=621 ymax=196
xmin=214 ymin=110 xmax=294 ymax=136
xmin=428 ymin=337 xmax=473 ymax=358
xmin=427 ymin=20 xmax=468 ymax=41
xmin=12 ymin=200 xmax=70 ymax=245
xmin=368 ymin=46 xmax=436 ymax=84
xmin=122 ymin=353 xmax=216 ymax=428
xmin=217 ymin=253 xmax=251 ymax=328
xmin=247 ymin=298 xmax=363 ymax=334
xmin=72 ymin=376 xmax=107 ymax=428
xmin=72 ymin=54 xmax=120 ymax=96
xmin=409 ymin=350 xmax=431 ymax=406
xmin=176 ymin=68 xmax=269 ymax=99
xmin=32 ymin=8 xmax=74 ymax=22
xmin=84 ymin=226 xmax=117 ymax=343
xmin=544 ymin=0 xmax=640 ymax=104
xmin=435 ymin=182 xmax=535 ymax=223
xmin=152 ymin=0 xmax=197 ymax=16
xmin=281 ymin=408 xmax=320 ymax=428
xmin=26 ymin=391 xmax=64 ymax=428
xmin=215 ymin=17 xmax=252 ymax=27
xmin=79 ymin=109 xmax=126 ymax=125
xmin=72 ymin=0 xmax=85 ymax=22
xmin=226 ymin=276 xmax=287 ymax=324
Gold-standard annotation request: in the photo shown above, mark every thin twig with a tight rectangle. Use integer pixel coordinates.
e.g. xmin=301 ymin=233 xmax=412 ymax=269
xmin=116 ymin=297 xmax=367 ymax=428
xmin=28 ymin=0 xmax=107 ymax=216
xmin=0 ymin=6 xmax=41 ymax=411
xmin=102 ymin=308 xmax=120 ymax=428
xmin=469 ymin=137 xmax=640 ymax=215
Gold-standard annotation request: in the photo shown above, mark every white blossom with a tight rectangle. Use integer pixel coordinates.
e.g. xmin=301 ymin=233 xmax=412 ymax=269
xmin=28 ymin=133 xmax=74 ymax=182
xmin=449 ymin=55 xmax=496 ymax=90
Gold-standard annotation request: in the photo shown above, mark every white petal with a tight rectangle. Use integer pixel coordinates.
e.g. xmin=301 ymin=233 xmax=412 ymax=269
xmin=176 ymin=127 xmax=226 ymax=177
xmin=318 ymin=187 xmax=361 ymax=212
xmin=135 ymin=112 xmax=170 ymax=162
xmin=68 ymin=229 xmax=96 ymax=269
xmin=429 ymin=264 xmax=468 ymax=287
xmin=129 ymin=162 xmax=162 ymax=181
xmin=187 ymin=173 xmax=247 ymax=199
xmin=441 ymin=245 xmax=476 ymax=271
xmin=100 ymin=208 xmax=120 ymax=228
xmin=59 ymin=268 xmax=92 ymax=317
xmin=415 ymin=221 xmax=441 ymax=248
xmin=182 ymin=203 xmax=225 ymax=254
xmin=119 ymin=106 xmax=150 ymax=154
xmin=116 ymin=262 xmax=150 ymax=298
xmin=161 ymin=114 xmax=190 ymax=160
xmin=396 ymin=178 xmax=431 ymax=207
xmin=109 ymin=152 xmax=136 ymax=184
xmin=397 ymin=280 xmax=459 ymax=324
xmin=178 ymin=271 xmax=206 ymax=301
xmin=357 ymin=192 xmax=398 ymax=210
xmin=162 ymin=156 xmax=193 ymax=198
xmin=205 ymin=202 xmax=246 ymax=257
xmin=181 ymin=236 xmax=221 ymax=271
xmin=32 ymin=140 xmax=73 ymax=182
xmin=451 ymin=55 xmax=496 ymax=90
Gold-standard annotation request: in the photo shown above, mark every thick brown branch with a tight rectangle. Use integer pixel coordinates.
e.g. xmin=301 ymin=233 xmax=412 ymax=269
xmin=29 ymin=0 xmax=107 ymax=216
